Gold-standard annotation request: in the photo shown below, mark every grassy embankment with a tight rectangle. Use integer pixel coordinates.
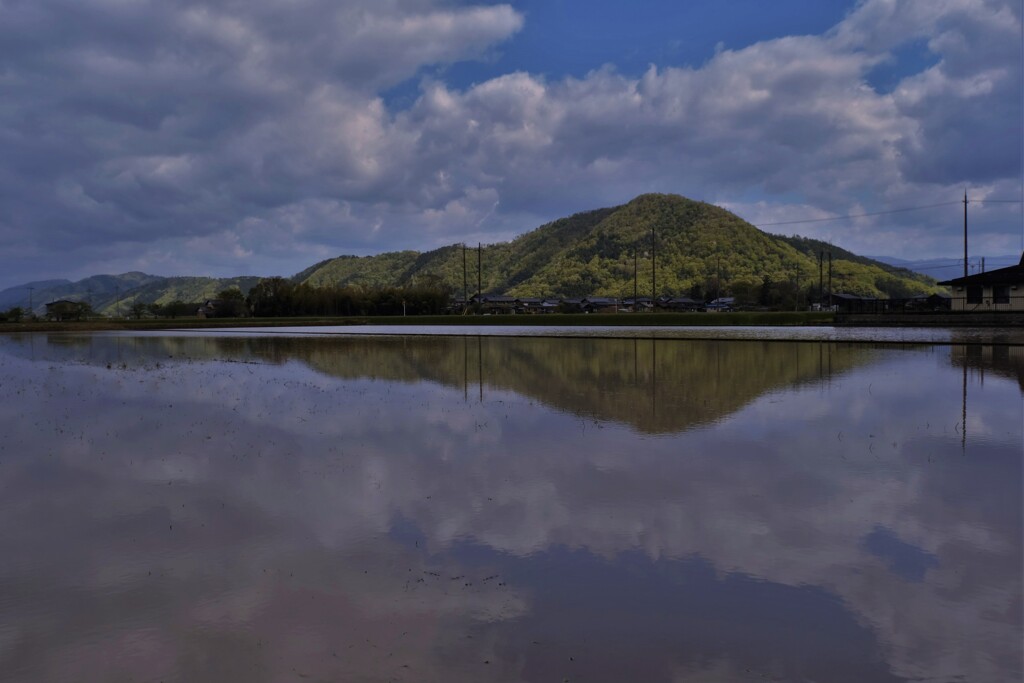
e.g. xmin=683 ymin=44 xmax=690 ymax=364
xmin=1 ymin=311 xmax=835 ymax=333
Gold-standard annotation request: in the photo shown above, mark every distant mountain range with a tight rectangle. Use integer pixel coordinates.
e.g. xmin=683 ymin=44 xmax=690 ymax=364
xmin=867 ymin=255 xmax=1020 ymax=282
xmin=2 ymin=194 xmax=944 ymax=315
xmin=0 ymin=274 xmax=261 ymax=316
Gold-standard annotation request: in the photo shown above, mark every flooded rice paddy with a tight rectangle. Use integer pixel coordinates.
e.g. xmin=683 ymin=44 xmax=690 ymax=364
xmin=0 ymin=330 xmax=1021 ymax=682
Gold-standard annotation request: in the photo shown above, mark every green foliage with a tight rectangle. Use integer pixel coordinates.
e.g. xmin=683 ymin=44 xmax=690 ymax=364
xmin=45 ymin=300 xmax=93 ymax=321
xmin=10 ymin=195 xmax=941 ymax=316
xmin=129 ymin=302 xmax=149 ymax=320
xmin=216 ymin=288 xmax=244 ymax=301
xmin=94 ymin=276 xmax=262 ymax=316
xmin=209 ymin=288 xmax=248 ymax=317
xmin=247 ymin=277 xmax=295 ymax=317
xmin=247 ymin=278 xmax=452 ymax=317
xmin=296 ymin=194 xmax=940 ymax=305
xmin=0 ymin=306 xmax=24 ymax=322
xmin=168 ymin=301 xmax=196 ymax=318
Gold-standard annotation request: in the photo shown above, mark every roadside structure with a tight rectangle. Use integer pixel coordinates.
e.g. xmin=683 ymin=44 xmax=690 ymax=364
xmin=661 ymin=296 xmax=702 ymax=312
xmin=938 ymin=253 xmax=1024 ymax=311
xmin=44 ymin=299 xmax=90 ymax=321
xmin=829 ymin=292 xmax=879 ymax=313
xmin=581 ymin=297 xmax=619 ymax=314
xmin=706 ymin=297 xmax=735 ymax=312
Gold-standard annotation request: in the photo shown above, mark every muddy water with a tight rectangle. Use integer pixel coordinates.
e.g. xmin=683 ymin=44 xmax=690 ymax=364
xmin=0 ymin=333 xmax=1020 ymax=682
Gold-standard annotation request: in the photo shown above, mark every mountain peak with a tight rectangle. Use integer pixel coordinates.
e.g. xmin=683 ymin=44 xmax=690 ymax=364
xmin=298 ymin=196 xmax=940 ymax=300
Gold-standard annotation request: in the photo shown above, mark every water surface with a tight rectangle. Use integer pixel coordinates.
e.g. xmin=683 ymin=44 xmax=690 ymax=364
xmin=0 ymin=332 xmax=1020 ymax=682
xmin=143 ymin=324 xmax=1024 ymax=345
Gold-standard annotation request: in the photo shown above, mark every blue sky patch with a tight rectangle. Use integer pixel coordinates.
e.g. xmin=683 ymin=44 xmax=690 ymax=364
xmin=863 ymin=525 xmax=940 ymax=582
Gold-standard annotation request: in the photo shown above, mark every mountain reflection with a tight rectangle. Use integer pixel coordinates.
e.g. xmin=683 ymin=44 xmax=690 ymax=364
xmin=0 ymin=333 xmax=1019 ymax=682
xmin=29 ymin=333 xmax=882 ymax=433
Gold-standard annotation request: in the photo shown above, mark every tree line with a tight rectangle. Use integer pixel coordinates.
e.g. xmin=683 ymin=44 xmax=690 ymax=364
xmin=245 ymin=278 xmax=451 ymax=317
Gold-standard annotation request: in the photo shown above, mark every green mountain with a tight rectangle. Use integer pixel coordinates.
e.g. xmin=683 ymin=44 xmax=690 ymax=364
xmin=0 ymin=272 xmax=166 ymax=316
xmin=296 ymin=194 xmax=940 ymax=300
xmin=0 ymin=279 xmax=73 ymax=311
xmin=2 ymin=194 xmax=941 ymax=317
xmin=0 ymin=272 xmax=262 ymax=316
xmin=95 ymin=276 xmax=262 ymax=316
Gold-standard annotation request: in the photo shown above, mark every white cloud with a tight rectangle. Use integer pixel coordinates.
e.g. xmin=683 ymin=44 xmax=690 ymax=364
xmin=0 ymin=0 xmax=1019 ymax=286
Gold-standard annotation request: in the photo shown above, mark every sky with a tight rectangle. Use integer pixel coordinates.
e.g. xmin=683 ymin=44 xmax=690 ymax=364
xmin=1 ymin=0 xmax=1022 ymax=288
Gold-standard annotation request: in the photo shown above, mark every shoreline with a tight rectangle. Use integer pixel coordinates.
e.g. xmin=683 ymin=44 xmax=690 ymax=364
xmin=1 ymin=310 xmax=1022 ymax=334
xmin=2 ymin=311 xmax=832 ymax=333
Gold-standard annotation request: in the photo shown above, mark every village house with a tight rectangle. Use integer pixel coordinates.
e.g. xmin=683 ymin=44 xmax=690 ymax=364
xmin=581 ymin=297 xmax=620 ymax=314
xmin=513 ymin=297 xmax=546 ymax=314
xmin=44 ymin=299 xmax=89 ymax=321
xmin=828 ymin=292 xmax=879 ymax=313
xmin=196 ymin=299 xmax=221 ymax=318
xmin=938 ymin=253 xmax=1024 ymax=311
xmin=706 ymin=297 xmax=735 ymax=312
xmin=661 ymin=296 xmax=702 ymax=312
xmin=621 ymin=297 xmax=653 ymax=312
xmin=475 ymin=295 xmax=517 ymax=314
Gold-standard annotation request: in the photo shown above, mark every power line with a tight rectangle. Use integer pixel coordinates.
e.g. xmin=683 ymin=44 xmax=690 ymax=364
xmin=878 ymin=256 xmax=1013 ymax=272
xmin=902 ymin=262 xmax=980 ymax=272
xmin=755 ymin=201 xmax=960 ymax=227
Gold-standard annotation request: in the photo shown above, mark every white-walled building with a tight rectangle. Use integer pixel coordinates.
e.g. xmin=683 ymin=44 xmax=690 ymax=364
xmin=938 ymin=253 xmax=1024 ymax=312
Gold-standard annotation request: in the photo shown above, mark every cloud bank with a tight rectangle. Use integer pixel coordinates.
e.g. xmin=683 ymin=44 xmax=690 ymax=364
xmin=0 ymin=0 xmax=1020 ymax=286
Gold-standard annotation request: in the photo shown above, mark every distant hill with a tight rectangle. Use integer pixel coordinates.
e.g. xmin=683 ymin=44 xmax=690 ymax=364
xmin=93 ymin=276 xmax=263 ymax=316
xmin=868 ymin=254 xmax=1020 ymax=282
xmin=0 ymin=272 xmax=165 ymax=315
xmin=297 ymin=194 xmax=941 ymax=300
xmin=1 ymin=194 xmax=945 ymax=315
xmin=0 ymin=272 xmax=262 ymax=316
xmin=0 ymin=279 xmax=71 ymax=311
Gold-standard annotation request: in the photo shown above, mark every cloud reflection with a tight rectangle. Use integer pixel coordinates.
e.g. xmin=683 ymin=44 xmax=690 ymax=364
xmin=0 ymin=334 xmax=1019 ymax=682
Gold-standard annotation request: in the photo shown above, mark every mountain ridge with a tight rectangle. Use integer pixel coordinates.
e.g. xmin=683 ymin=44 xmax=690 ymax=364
xmin=296 ymin=194 xmax=940 ymax=300
xmin=2 ymin=194 xmax=941 ymax=314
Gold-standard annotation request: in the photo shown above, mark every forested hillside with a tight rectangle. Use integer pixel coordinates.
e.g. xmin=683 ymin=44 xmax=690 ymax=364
xmin=297 ymin=194 xmax=940 ymax=301
xmin=2 ymin=194 xmax=942 ymax=318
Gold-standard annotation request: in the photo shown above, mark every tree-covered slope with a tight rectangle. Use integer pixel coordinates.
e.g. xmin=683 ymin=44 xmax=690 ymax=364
xmin=300 ymin=252 xmax=423 ymax=288
xmin=3 ymin=194 xmax=942 ymax=315
xmin=95 ymin=276 xmax=262 ymax=315
xmin=1 ymin=272 xmax=166 ymax=315
xmin=297 ymin=194 xmax=941 ymax=300
xmin=0 ymin=279 xmax=72 ymax=311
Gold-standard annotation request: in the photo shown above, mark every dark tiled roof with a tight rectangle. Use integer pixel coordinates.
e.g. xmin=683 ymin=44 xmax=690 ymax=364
xmin=938 ymin=253 xmax=1024 ymax=286
xmin=830 ymin=292 xmax=877 ymax=301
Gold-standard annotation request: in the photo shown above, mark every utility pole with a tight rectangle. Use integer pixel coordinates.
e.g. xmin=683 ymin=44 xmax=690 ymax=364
xmin=633 ymin=246 xmax=638 ymax=303
xmin=462 ymin=243 xmax=467 ymax=308
xmin=963 ymin=191 xmax=969 ymax=279
xmin=477 ymin=243 xmax=482 ymax=300
xmin=794 ymin=261 xmax=801 ymax=311
xmin=827 ymin=251 xmax=833 ymax=310
xmin=716 ymin=253 xmax=721 ymax=303
xmin=650 ymin=225 xmax=656 ymax=305
xmin=981 ymin=256 xmax=985 ymax=273
xmin=818 ymin=251 xmax=824 ymax=306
